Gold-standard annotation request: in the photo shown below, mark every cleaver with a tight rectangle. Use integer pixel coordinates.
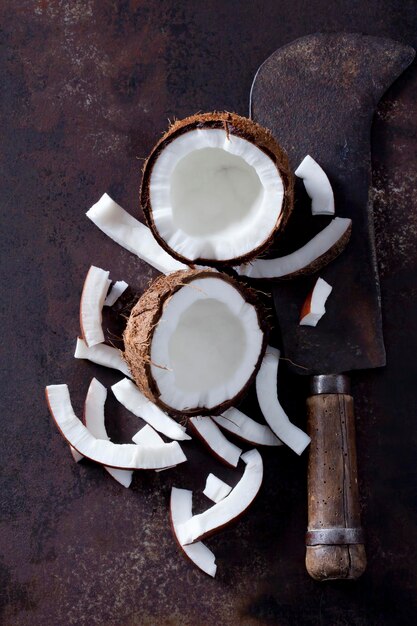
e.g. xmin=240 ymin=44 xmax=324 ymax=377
xmin=250 ymin=33 xmax=415 ymax=580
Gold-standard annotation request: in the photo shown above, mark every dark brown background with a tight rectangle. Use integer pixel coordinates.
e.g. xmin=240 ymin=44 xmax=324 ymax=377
xmin=1 ymin=1 xmax=416 ymax=625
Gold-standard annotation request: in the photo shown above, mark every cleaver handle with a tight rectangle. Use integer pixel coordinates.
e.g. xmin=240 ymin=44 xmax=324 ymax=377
xmin=305 ymin=374 xmax=366 ymax=580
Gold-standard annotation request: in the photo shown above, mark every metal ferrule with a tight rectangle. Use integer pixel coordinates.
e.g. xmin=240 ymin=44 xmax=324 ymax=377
xmin=310 ymin=374 xmax=351 ymax=396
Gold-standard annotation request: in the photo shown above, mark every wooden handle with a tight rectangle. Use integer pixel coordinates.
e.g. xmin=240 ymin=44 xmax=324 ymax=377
xmin=305 ymin=375 xmax=366 ymax=581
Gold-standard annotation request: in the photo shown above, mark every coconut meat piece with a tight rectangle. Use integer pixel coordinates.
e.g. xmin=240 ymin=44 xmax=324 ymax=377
xmin=149 ymin=129 xmax=284 ymax=262
xmin=188 ymin=416 xmax=242 ymax=467
xmin=176 ymin=449 xmax=263 ymax=545
xmin=203 ymin=473 xmax=232 ymax=503
xmin=86 ymin=193 xmax=187 ymax=274
xmin=237 ymin=217 xmax=351 ymax=279
xmin=150 ymin=276 xmax=264 ymax=412
xmin=300 ymin=277 xmax=333 ymax=327
xmin=170 ymin=487 xmax=217 ymax=577
xmin=79 ymin=266 xmax=111 ymax=347
xmin=132 ymin=424 xmax=176 ymax=472
xmin=84 ymin=378 xmax=133 ymax=488
xmin=212 ymin=407 xmax=282 ymax=446
xmin=256 ymin=347 xmax=311 ymax=455
xmin=74 ymin=337 xmax=132 ymax=378
xmin=104 ymin=280 xmax=129 ymax=306
xmin=295 ymin=155 xmax=335 ymax=216
xmin=46 ymin=384 xmax=187 ymax=469
xmin=112 ymin=378 xmax=191 ymax=441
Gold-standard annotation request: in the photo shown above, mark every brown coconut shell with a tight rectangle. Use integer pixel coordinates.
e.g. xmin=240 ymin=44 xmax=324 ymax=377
xmin=123 ymin=269 xmax=268 ymax=419
xmin=140 ymin=112 xmax=294 ymax=267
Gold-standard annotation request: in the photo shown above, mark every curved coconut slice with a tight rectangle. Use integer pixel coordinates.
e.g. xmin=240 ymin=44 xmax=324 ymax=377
xmin=132 ymin=424 xmax=176 ymax=472
xmin=46 ymin=384 xmax=187 ymax=469
xmin=79 ymin=266 xmax=110 ymax=347
xmin=86 ymin=193 xmax=187 ymax=274
xmin=212 ymin=407 xmax=282 ymax=446
xmin=203 ymin=473 xmax=232 ymax=503
xmin=295 ymin=155 xmax=335 ymax=216
xmin=236 ymin=217 xmax=352 ymax=280
xmin=104 ymin=280 xmax=129 ymax=306
xmin=74 ymin=337 xmax=132 ymax=378
xmin=84 ymin=378 xmax=132 ymax=488
xmin=300 ymin=277 xmax=333 ymax=327
xmin=112 ymin=378 xmax=191 ymax=442
xmin=188 ymin=417 xmax=242 ymax=467
xmin=256 ymin=347 xmax=310 ymax=455
xmin=141 ymin=112 xmax=293 ymax=266
xmin=123 ymin=269 xmax=267 ymax=417
xmin=170 ymin=487 xmax=217 ymax=578
xmin=177 ymin=449 xmax=263 ymax=545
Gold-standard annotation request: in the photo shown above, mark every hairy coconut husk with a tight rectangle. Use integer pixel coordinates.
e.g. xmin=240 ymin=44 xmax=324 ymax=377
xmin=123 ymin=269 xmax=268 ymax=418
xmin=140 ymin=112 xmax=294 ymax=267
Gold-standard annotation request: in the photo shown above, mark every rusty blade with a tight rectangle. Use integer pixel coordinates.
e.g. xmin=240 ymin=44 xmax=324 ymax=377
xmin=250 ymin=33 xmax=415 ymax=375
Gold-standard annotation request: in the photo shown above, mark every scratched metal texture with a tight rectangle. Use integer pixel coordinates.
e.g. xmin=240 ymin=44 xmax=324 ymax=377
xmin=1 ymin=2 xmax=416 ymax=625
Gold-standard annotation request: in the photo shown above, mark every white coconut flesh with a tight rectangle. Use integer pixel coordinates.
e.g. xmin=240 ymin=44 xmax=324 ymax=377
xmin=203 ymin=473 xmax=232 ymax=503
xmin=74 ymin=337 xmax=132 ymax=378
xmin=46 ymin=384 xmax=187 ymax=469
xmin=170 ymin=487 xmax=217 ymax=578
xmin=86 ymin=193 xmax=187 ymax=274
xmin=212 ymin=407 xmax=282 ymax=446
xmin=177 ymin=449 xmax=263 ymax=545
xmin=150 ymin=276 xmax=264 ymax=412
xmin=149 ymin=129 xmax=284 ymax=262
xmin=70 ymin=446 xmax=83 ymax=463
xmin=132 ymin=424 xmax=176 ymax=472
xmin=256 ymin=347 xmax=311 ymax=456
xmin=237 ymin=217 xmax=351 ymax=279
xmin=112 ymin=377 xmax=191 ymax=442
xmin=295 ymin=155 xmax=335 ymax=216
xmin=79 ymin=266 xmax=111 ymax=347
xmin=300 ymin=277 xmax=333 ymax=327
xmin=189 ymin=416 xmax=242 ymax=467
xmin=84 ymin=378 xmax=133 ymax=488
xmin=104 ymin=280 xmax=129 ymax=306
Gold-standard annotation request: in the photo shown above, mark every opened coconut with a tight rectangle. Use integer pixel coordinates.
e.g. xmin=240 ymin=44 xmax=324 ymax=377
xmin=123 ymin=269 xmax=268 ymax=417
xmin=140 ymin=112 xmax=293 ymax=266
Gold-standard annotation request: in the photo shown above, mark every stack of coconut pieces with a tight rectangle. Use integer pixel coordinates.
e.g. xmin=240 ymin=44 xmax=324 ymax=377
xmin=46 ymin=112 xmax=351 ymax=577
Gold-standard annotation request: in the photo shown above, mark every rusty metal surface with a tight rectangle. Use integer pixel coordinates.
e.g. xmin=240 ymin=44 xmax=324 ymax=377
xmin=1 ymin=2 xmax=417 ymax=625
xmin=251 ymin=33 xmax=414 ymax=375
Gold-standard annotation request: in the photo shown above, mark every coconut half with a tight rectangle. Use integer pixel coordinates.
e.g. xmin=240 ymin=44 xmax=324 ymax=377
xmin=188 ymin=416 xmax=242 ymax=467
xmin=170 ymin=487 xmax=217 ymax=577
xmin=295 ymin=155 xmax=335 ymax=216
xmin=141 ymin=112 xmax=293 ymax=266
xmin=256 ymin=347 xmax=310 ymax=455
xmin=46 ymin=384 xmax=187 ymax=469
xmin=236 ymin=217 xmax=352 ymax=280
xmin=123 ymin=269 xmax=267 ymax=417
xmin=203 ymin=473 xmax=232 ymax=503
xmin=212 ymin=407 xmax=282 ymax=447
xmin=176 ymin=449 xmax=263 ymax=545
xmin=300 ymin=277 xmax=333 ymax=327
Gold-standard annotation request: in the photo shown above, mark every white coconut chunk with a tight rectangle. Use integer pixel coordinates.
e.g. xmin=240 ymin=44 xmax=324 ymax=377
xmin=111 ymin=378 xmax=191 ymax=442
xmin=212 ymin=407 xmax=282 ymax=446
xmin=189 ymin=417 xmax=242 ymax=467
xmin=237 ymin=217 xmax=351 ymax=279
xmin=74 ymin=337 xmax=132 ymax=378
xmin=177 ymin=449 xmax=263 ymax=545
xmin=84 ymin=378 xmax=133 ymax=488
xmin=79 ymin=266 xmax=110 ymax=347
xmin=86 ymin=193 xmax=187 ymax=274
xmin=104 ymin=280 xmax=129 ymax=306
xmin=170 ymin=487 xmax=217 ymax=577
xmin=150 ymin=129 xmax=284 ymax=261
xmin=256 ymin=347 xmax=310 ymax=455
xmin=300 ymin=277 xmax=333 ymax=327
xmin=150 ymin=276 xmax=264 ymax=412
xmin=132 ymin=424 xmax=176 ymax=472
xmin=295 ymin=155 xmax=335 ymax=216
xmin=203 ymin=473 xmax=232 ymax=503
xmin=70 ymin=446 xmax=83 ymax=462
xmin=46 ymin=385 xmax=187 ymax=469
